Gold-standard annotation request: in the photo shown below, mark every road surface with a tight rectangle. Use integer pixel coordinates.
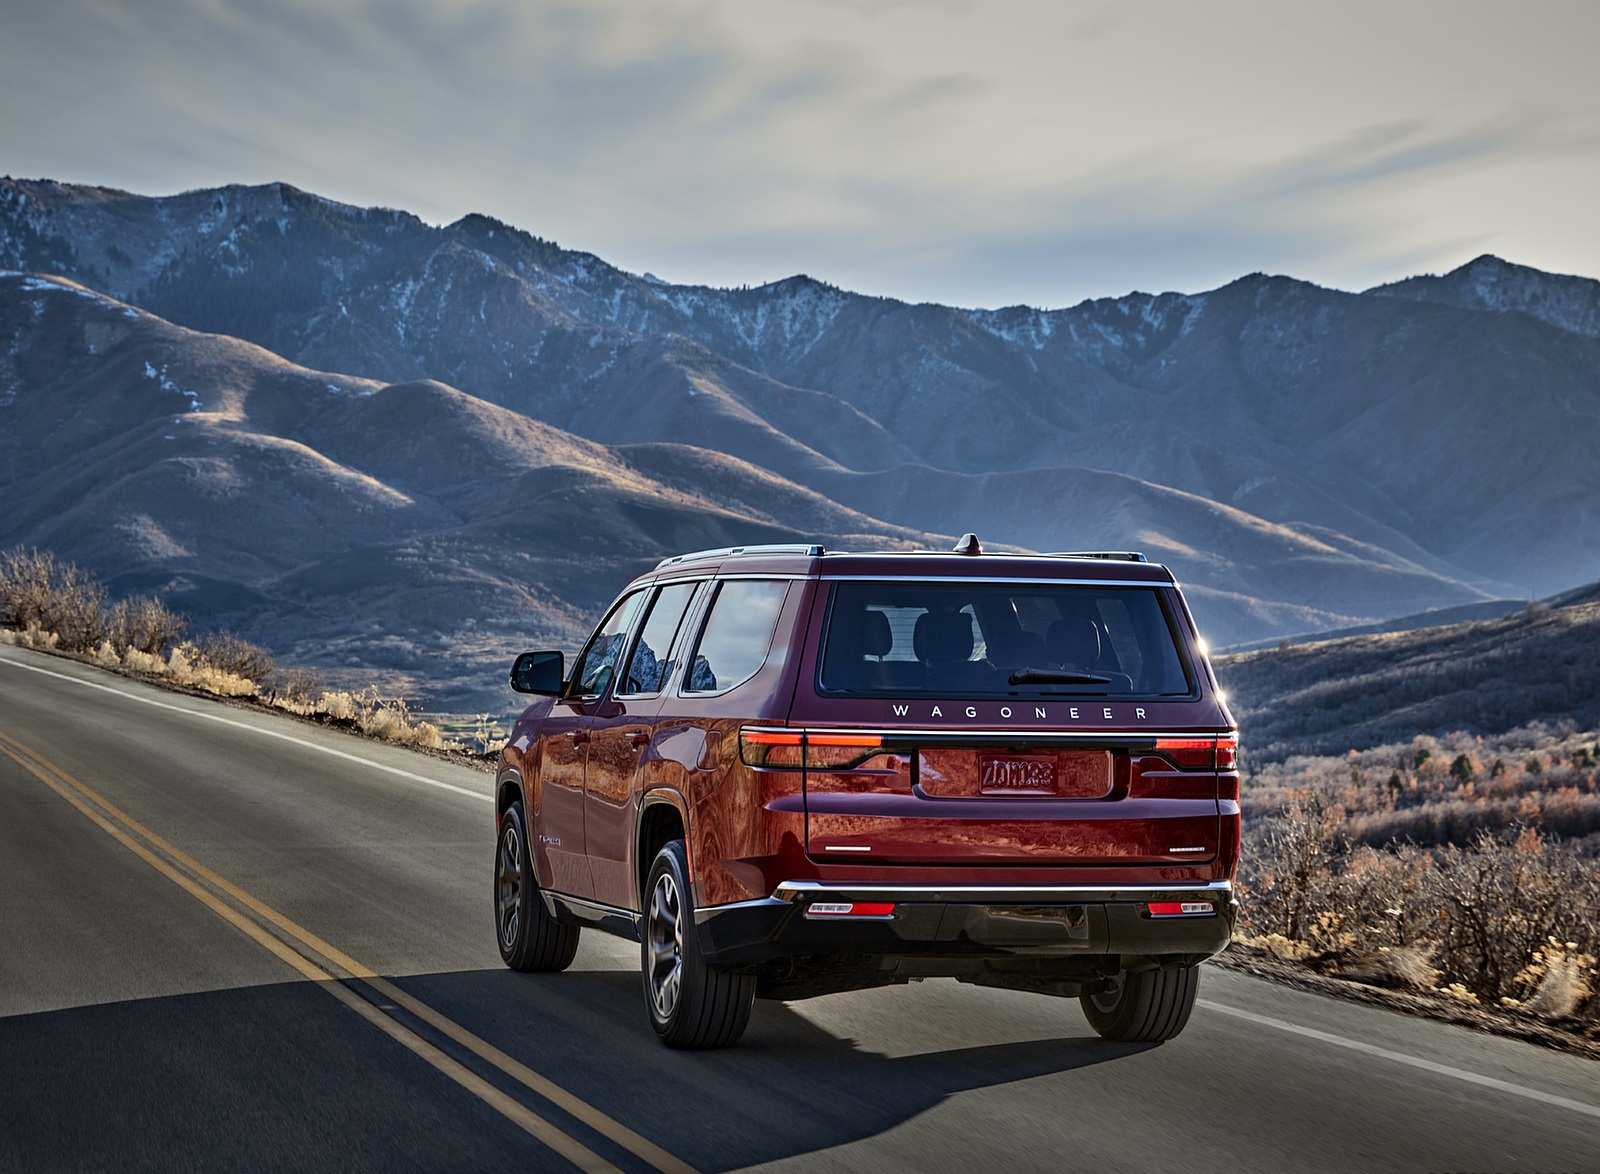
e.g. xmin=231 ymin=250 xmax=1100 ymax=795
xmin=2 ymin=643 xmax=1596 ymax=1172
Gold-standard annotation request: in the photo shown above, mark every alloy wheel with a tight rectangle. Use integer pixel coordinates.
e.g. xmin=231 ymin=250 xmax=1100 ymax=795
xmin=496 ymin=820 xmax=523 ymax=950
xmin=646 ymin=871 xmax=684 ymax=1019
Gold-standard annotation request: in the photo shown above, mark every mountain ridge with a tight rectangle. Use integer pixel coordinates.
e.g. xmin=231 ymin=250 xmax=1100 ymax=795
xmin=5 ymin=177 xmax=1600 ymax=710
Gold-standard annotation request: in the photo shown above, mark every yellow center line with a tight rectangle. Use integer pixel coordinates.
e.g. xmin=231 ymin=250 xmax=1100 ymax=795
xmin=0 ymin=729 xmax=699 ymax=1174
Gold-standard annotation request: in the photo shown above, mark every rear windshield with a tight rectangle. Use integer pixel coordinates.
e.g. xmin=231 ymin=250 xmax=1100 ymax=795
xmin=818 ymin=581 xmax=1194 ymax=698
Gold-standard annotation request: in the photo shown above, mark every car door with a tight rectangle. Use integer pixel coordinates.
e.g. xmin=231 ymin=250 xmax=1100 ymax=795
xmin=533 ymin=589 xmax=645 ymax=898
xmin=583 ymin=580 xmax=702 ymax=910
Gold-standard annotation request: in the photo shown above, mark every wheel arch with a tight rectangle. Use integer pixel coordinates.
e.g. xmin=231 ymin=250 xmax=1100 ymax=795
xmin=636 ymin=789 xmax=689 ymax=911
xmin=495 ymin=769 xmax=526 ymax=822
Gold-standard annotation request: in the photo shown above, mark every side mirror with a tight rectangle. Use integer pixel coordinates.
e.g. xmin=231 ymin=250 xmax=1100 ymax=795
xmin=510 ymin=650 xmax=564 ymax=695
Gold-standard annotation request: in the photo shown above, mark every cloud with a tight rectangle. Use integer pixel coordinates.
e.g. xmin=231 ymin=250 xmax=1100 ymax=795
xmin=3 ymin=0 xmax=1599 ymax=307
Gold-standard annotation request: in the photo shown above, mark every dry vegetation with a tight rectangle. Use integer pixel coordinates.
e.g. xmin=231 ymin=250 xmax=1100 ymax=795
xmin=1239 ymin=727 xmax=1600 ymax=1033
xmin=0 ymin=546 xmax=448 ymax=749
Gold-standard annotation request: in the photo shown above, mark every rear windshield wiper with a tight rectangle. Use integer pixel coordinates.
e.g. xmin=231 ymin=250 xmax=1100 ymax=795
xmin=1007 ymin=669 xmax=1112 ymax=685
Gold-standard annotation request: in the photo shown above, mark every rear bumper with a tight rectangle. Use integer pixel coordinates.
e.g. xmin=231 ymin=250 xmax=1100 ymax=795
xmin=694 ymin=880 xmax=1236 ymax=969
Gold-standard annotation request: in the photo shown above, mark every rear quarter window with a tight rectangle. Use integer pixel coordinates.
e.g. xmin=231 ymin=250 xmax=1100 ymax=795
xmin=683 ymin=580 xmax=790 ymax=694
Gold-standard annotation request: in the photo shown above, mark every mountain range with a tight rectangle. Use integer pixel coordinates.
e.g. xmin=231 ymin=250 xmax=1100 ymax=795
xmin=1216 ymin=582 xmax=1600 ymax=761
xmin=3 ymin=177 xmax=1599 ymax=713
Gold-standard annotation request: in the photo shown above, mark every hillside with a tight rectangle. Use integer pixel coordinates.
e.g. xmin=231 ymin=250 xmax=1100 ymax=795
xmin=1215 ymin=592 xmax=1600 ymax=761
xmin=0 ymin=272 xmax=943 ymax=710
xmin=5 ymin=179 xmax=1599 ymax=605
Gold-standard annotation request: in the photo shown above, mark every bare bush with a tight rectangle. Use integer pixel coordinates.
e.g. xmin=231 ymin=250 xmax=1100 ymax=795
xmin=265 ymin=666 xmax=323 ymax=705
xmin=193 ymin=632 xmax=277 ymax=684
xmin=1245 ymin=790 xmax=1345 ymax=944
xmin=0 ymin=547 xmax=107 ymax=651
xmin=1327 ymin=844 xmax=1435 ymax=951
xmin=1428 ymin=828 xmax=1599 ymax=1003
xmin=105 ymin=595 xmax=187 ymax=656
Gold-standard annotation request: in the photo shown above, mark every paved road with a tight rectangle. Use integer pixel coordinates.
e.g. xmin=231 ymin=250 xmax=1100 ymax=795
xmin=2 ymin=642 xmax=1597 ymax=1173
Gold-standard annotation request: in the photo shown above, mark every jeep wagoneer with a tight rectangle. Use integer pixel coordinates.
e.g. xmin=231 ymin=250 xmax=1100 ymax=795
xmin=495 ymin=538 xmax=1240 ymax=1048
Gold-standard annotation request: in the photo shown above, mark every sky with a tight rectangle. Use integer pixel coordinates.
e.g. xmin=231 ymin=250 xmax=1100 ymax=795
xmin=3 ymin=0 xmax=1598 ymax=309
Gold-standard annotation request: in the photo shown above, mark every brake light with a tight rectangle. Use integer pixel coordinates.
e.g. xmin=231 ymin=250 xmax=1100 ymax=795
xmin=739 ymin=729 xmax=884 ymax=770
xmin=806 ymin=733 xmax=884 ymax=770
xmin=739 ymin=728 xmax=804 ymax=768
xmin=1217 ymin=735 xmax=1238 ymax=771
xmin=1154 ymin=738 xmax=1215 ymax=769
xmin=1153 ymin=735 xmax=1239 ymax=771
xmin=1148 ymin=902 xmax=1215 ymax=917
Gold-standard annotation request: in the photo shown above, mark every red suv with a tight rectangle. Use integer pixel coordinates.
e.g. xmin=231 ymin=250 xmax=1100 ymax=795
xmin=495 ymin=538 xmax=1239 ymax=1048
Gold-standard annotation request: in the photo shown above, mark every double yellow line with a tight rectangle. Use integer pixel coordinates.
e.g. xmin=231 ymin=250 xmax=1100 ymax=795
xmin=0 ymin=729 xmax=697 ymax=1174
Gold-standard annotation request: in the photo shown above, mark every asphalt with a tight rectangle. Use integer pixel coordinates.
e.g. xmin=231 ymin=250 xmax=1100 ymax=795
xmin=2 ymin=643 xmax=1597 ymax=1173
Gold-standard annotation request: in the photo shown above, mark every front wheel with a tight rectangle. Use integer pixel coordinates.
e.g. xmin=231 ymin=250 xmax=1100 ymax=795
xmin=642 ymin=840 xmax=754 ymax=1049
xmin=495 ymin=801 xmax=580 ymax=972
xmin=1081 ymin=964 xmax=1199 ymax=1042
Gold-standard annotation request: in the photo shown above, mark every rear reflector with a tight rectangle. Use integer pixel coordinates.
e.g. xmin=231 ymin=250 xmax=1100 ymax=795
xmin=1147 ymin=902 xmax=1216 ymax=917
xmin=805 ymin=902 xmax=896 ymax=919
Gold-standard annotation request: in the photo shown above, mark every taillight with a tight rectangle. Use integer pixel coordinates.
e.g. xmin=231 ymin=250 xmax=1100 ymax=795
xmin=740 ymin=729 xmax=885 ymax=770
xmin=1154 ymin=737 xmax=1215 ymax=769
xmin=739 ymin=728 xmax=803 ymax=768
xmin=805 ymin=733 xmax=884 ymax=770
xmin=1153 ymin=735 xmax=1240 ymax=770
xmin=1148 ymin=902 xmax=1215 ymax=917
xmin=1217 ymin=735 xmax=1239 ymax=771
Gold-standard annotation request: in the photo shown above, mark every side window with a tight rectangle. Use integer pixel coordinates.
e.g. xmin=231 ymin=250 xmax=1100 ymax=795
xmin=683 ymin=580 xmax=789 ymax=695
xmin=618 ymin=582 xmax=699 ymax=696
xmin=569 ymin=590 xmax=646 ymax=698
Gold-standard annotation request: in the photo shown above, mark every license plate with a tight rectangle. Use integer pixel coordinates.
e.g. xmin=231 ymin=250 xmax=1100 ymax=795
xmin=979 ymin=755 xmax=1058 ymax=795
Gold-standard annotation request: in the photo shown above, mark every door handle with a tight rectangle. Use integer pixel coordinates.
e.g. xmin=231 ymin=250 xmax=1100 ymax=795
xmin=564 ymin=729 xmax=590 ymax=745
xmin=625 ymin=730 xmax=651 ymax=749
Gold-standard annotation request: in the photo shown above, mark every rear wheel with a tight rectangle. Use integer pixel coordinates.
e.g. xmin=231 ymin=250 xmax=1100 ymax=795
xmin=495 ymin=801 xmax=579 ymax=972
xmin=642 ymin=840 xmax=755 ymax=1049
xmin=1081 ymin=964 xmax=1199 ymax=1042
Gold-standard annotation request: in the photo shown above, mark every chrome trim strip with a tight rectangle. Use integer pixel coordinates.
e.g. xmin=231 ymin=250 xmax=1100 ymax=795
xmin=772 ymin=880 xmax=1234 ymax=905
xmin=741 ymin=726 xmax=1233 ymax=742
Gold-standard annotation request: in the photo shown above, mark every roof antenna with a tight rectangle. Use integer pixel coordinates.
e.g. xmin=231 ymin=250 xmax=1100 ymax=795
xmin=952 ymin=533 xmax=982 ymax=556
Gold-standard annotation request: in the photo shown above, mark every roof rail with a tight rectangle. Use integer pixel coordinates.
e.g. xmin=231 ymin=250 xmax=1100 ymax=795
xmin=1045 ymin=551 xmax=1148 ymax=562
xmin=655 ymin=543 xmax=825 ymax=569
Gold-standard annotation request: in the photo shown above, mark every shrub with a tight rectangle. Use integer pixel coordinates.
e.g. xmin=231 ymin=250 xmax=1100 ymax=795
xmin=0 ymin=547 xmax=108 ymax=651
xmin=193 ymin=632 xmax=277 ymax=684
xmin=265 ymin=666 xmax=323 ymax=705
xmin=105 ymin=595 xmax=187 ymax=656
xmin=1428 ymin=828 xmax=1598 ymax=1003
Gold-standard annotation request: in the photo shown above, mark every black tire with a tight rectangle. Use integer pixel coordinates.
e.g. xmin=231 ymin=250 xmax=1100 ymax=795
xmin=1081 ymin=964 xmax=1199 ymax=1042
xmin=495 ymin=801 xmax=579 ymax=972
xmin=642 ymin=840 xmax=754 ymax=1049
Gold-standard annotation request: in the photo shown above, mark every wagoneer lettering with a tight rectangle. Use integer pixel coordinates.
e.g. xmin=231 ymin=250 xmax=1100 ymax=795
xmin=495 ymin=536 xmax=1240 ymax=1049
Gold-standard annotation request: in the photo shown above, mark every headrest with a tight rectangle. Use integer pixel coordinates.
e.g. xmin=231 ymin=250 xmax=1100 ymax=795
xmin=1046 ymin=618 xmax=1101 ymax=668
xmin=914 ymin=610 xmax=974 ymax=662
xmin=860 ymin=610 xmax=892 ymax=658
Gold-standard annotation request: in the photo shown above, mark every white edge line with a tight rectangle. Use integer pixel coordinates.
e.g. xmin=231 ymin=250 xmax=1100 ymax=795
xmin=1198 ymin=999 xmax=1600 ymax=1121
xmin=0 ymin=653 xmax=493 ymax=804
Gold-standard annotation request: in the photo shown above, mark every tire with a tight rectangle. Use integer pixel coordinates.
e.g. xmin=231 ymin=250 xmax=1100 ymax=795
xmin=1081 ymin=964 xmax=1199 ymax=1042
xmin=642 ymin=840 xmax=755 ymax=1049
xmin=495 ymin=801 xmax=579 ymax=972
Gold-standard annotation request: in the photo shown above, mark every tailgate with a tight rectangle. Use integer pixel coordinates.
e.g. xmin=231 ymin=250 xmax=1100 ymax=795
xmin=746 ymin=729 xmax=1228 ymax=867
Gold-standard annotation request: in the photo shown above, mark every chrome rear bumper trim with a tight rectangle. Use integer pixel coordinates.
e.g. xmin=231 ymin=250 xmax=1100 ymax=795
xmin=771 ymin=879 xmax=1233 ymax=906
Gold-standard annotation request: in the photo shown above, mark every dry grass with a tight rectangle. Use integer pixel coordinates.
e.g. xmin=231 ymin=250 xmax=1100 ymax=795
xmin=1 ymin=545 xmax=454 ymax=751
